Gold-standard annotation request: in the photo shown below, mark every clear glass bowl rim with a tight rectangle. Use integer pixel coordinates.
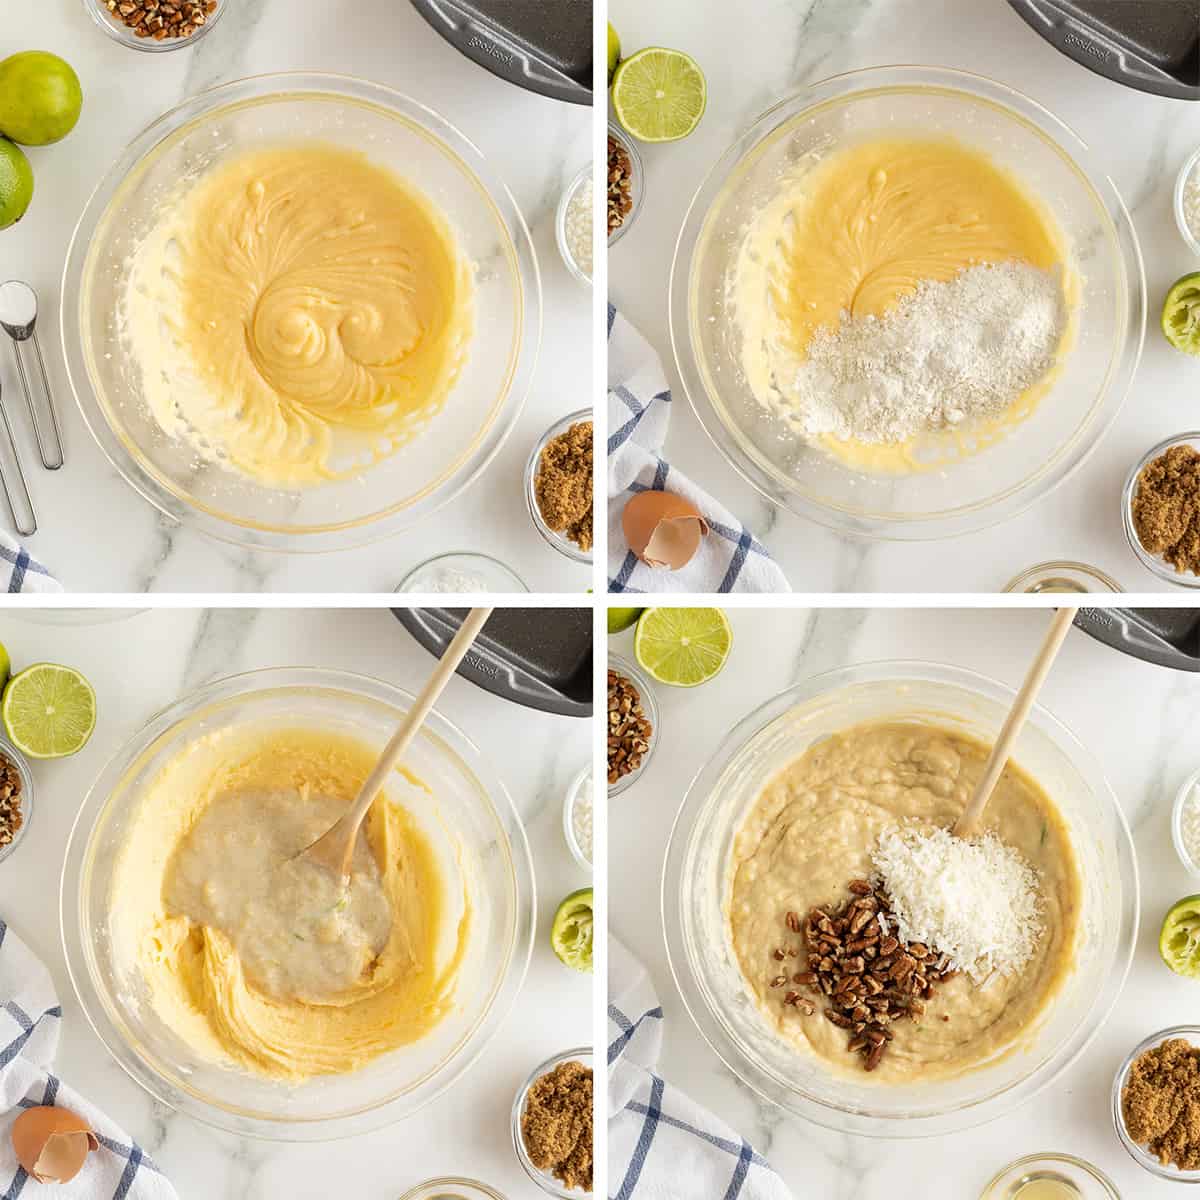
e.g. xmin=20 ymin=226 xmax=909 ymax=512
xmin=979 ymin=1151 xmax=1121 ymax=1199
xmin=1002 ymin=560 xmax=1123 ymax=594
xmin=59 ymin=665 xmax=536 ymax=1141
xmin=510 ymin=1046 xmax=593 ymax=1197
xmin=607 ymin=652 xmax=659 ymax=797
xmin=523 ymin=407 xmax=594 ymax=565
xmin=60 ymin=70 xmax=543 ymax=555
xmin=562 ymin=763 xmax=593 ymax=869
xmin=667 ymin=64 xmax=1147 ymax=542
xmin=1112 ymin=1025 xmax=1200 ymax=1181
xmin=661 ymin=657 xmax=1139 ymax=1138
xmin=1121 ymin=431 xmax=1200 ymax=588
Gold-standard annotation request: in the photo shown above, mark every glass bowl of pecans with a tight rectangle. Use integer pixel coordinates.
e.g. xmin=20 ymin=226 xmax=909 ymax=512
xmin=0 ymin=737 xmax=33 ymax=866
xmin=607 ymin=124 xmax=643 ymax=245
xmin=607 ymin=654 xmax=657 ymax=796
xmin=662 ymin=660 xmax=1137 ymax=1137
xmin=82 ymin=0 xmax=228 ymax=52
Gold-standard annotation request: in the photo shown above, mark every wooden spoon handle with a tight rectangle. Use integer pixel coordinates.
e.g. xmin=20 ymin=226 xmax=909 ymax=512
xmin=314 ymin=607 xmax=493 ymax=877
xmin=952 ymin=606 xmax=1077 ymax=840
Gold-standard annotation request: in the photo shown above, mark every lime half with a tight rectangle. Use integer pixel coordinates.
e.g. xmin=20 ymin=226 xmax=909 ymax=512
xmin=552 ymin=887 xmax=593 ymax=973
xmin=607 ymin=23 xmax=621 ymax=82
xmin=607 ymin=606 xmax=643 ymax=634
xmin=1160 ymin=895 xmax=1200 ymax=977
xmin=3 ymin=663 xmax=96 ymax=758
xmin=634 ymin=607 xmax=732 ymax=687
xmin=1162 ymin=273 xmax=1200 ymax=354
xmin=611 ymin=47 xmax=706 ymax=143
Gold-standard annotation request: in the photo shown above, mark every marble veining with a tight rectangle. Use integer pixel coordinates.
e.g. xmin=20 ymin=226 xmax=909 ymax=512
xmin=2 ymin=608 xmax=592 ymax=1197
xmin=2 ymin=0 xmax=590 ymax=593
xmin=608 ymin=0 xmax=1200 ymax=593
xmin=609 ymin=606 xmax=1200 ymax=1197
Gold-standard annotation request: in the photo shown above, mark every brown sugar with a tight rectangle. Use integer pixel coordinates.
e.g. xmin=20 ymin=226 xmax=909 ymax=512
xmin=1122 ymin=1037 xmax=1200 ymax=1170
xmin=1132 ymin=443 xmax=1200 ymax=575
xmin=535 ymin=420 xmax=593 ymax=552
xmin=521 ymin=1059 xmax=593 ymax=1192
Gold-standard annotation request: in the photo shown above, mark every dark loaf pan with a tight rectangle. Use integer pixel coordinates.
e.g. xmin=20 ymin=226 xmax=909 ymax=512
xmin=1076 ymin=607 xmax=1200 ymax=671
xmin=1009 ymin=0 xmax=1200 ymax=100
xmin=394 ymin=607 xmax=592 ymax=717
xmin=409 ymin=0 xmax=592 ymax=106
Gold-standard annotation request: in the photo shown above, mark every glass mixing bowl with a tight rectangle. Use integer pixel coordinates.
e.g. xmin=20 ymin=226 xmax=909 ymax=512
xmin=669 ymin=66 xmax=1145 ymax=541
xmin=59 ymin=667 xmax=535 ymax=1140
xmin=662 ymin=660 xmax=1138 ymax=1137
xmin=61 ymin=73 xmax=541 ymax=553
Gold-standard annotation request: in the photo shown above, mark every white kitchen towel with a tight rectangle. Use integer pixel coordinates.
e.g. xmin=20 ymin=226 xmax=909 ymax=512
xmin=607 ymin=305 xmax=790 ymax=594
xmin=0 ymin=532 xmax=60 ymax=594
xmin=609 ymin=936 xmax=795 ymax=1200
xmin=0 ymin=919 xmax=178 ymax=1200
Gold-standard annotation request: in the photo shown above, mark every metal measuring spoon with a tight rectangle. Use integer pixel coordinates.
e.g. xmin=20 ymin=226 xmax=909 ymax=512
xmin=0 ymin=281 xmax=63 ymax=471
xmin=0 ymin=377 xmax=36 ymax=536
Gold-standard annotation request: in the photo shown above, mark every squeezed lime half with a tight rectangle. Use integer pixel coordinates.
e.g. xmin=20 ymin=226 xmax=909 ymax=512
xmin=1160 ymin=895 xmax=1200 ymax=977
xmin=552 ymin=887 xmax=593 ymax=973
xmin=1162 ymin=273 xmax=1200 ymax=354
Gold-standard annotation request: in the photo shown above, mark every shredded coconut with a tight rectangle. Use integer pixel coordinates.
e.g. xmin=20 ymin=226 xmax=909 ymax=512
xmin=1181 ymin=782 xmax=1200 ymax=868
xmin=783 ymin=262 xmax=1067 ymax=443
xmin=400 ymin=565 xmax=490 ymax=593
xmin=871 ymin=824 xmax=1043 ymax=982
xmin=564 ymin=177 xmax=593 ymax=279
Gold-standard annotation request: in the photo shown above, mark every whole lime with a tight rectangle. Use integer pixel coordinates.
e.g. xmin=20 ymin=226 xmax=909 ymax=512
xmin=0 ymin=140 xmax=33 ymax=230
xmin=0 ymin=52 xmax=83 ymax=146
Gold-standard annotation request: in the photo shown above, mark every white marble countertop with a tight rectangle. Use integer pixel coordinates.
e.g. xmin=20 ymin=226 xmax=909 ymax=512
xmin=609 ymin=606 xmax=1200 ymax=1198
xmin=607 ymin=0 xmax=1200 ymax=594
xmin=2 ymin=0 xmax=591 ymax=593
xmin=1 ymin=607 xmax=593 ymax=1198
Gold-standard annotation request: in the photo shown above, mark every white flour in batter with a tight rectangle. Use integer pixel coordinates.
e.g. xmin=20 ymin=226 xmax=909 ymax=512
xmin=781 ymin=261 xmax=1068 ymax=444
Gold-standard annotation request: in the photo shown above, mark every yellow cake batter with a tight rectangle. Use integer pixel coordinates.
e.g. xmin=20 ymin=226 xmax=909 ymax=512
xmin=731 ymin=135 xmax=1073 ymax=467
xmin=110 ymin=726 xmax=471 ymax=1081
xmin=124 ymin=144 xmax=474 ymax=486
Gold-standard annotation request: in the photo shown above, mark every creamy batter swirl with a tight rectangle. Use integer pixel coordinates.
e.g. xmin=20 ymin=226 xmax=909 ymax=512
xmin=124 ymin=143 xmax=474 ymax=486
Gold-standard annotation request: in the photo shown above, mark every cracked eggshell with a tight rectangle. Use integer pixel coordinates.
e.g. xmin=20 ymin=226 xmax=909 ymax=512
xmin=12 ymin=1106 xmax=98 ymax=1184
xmin=622 ymin=490 xmax=708 ymax=569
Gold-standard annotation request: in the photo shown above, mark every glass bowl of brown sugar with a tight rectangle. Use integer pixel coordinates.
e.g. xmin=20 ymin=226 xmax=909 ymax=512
xmin=524 ymin=409 xmax=594 ymax=565
xmin=1122 ymin=432 xmax=1200 ymax=589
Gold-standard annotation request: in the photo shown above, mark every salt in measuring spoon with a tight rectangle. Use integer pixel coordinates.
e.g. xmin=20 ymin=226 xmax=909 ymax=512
xmin=0 ymin=281 xmax=64 ymax=471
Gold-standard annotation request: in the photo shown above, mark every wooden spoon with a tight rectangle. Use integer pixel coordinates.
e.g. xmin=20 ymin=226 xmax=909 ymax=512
xmin=952 ymin=606 xmax=1077 ymax=840
xmin=297 ymin=606 xmax=493 ymax=880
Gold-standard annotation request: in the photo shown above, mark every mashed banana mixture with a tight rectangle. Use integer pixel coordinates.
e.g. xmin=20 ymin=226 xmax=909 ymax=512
xmin=111 ymin=726 xmax=470 ymax=1081
xmin=123 ymin=144 xmax=474 ymax=486
xmin=727 ymin=721 xmax=1080 ymax=1083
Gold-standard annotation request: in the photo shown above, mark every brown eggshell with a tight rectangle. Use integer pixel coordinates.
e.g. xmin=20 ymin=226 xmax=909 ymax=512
xmin=12 ymin=1106 xmax=98 ymax=1184
xmin=622 ymin=491 xmax=708 ymax=569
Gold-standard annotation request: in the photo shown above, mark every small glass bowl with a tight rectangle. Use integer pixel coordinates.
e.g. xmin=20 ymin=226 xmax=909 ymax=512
xmin=563 ymin=764 xmax=593 ymax=869
xmin=511 ymin=1047 xmax=593 ymax=1197
xmin=979 ymin=1152 xmax=1120 ymax=1199
xmin=395 ymin=552 xmax=529 ymax=594
xmin=397 ymin=1179 xmax=509 ymax=1200
xmin=1172 ymin=766 xmax=1200 ymax=875
xmin=1003 ymin=561 xmax=1123 ymax=594
xmin=1176 ymin=146 xmax=1200 ymax=257
xmin=524 ymin=408 xmax=593 ymax=565
xmin=1113 ymin=1026 xmax=1200 ymax=1182
xmin=607 ymin=123 xmax=643 ymax=245
xmin=0 ymin=737 xmax=34 ymax=866
xmin=1122 ymin=433 xmax=1200 ymax=588
xmin=555 ymin=163 xmax=592 ymax=286
xmin=607 ymin=653 xmax=658 ymax=797
xmin=82 ymin=0 xmax=229 ymax=52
